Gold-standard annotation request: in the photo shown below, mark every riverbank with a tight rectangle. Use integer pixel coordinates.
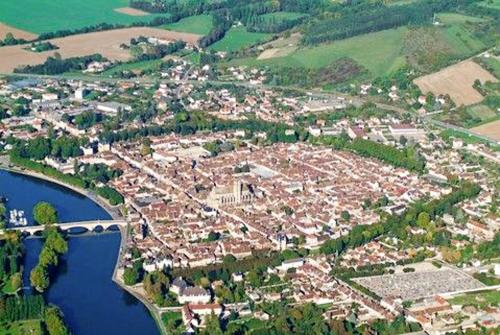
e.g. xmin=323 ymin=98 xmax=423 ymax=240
xmin=0 ymin=157 xmax=121 ymax=220
xmin=0 ymin=166 xmax=164 ymax=334
xmin=111 ymin=225 xmax=167 ymax=335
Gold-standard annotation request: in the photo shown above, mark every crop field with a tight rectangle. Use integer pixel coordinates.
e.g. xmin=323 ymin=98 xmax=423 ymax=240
xmin=471 ymin=119 xmax=500 ymax=141
xmin=163 ymin=15 xmax=213 ymax=35
xmin=0 ymin=0 xmax=169 ymax=34
xmin=233 ymin=28 xmax=408 ymax=78
xmin=0 ymin=28 xmax=202 ymax=73
xmin=209 ymin=26 xmax=272 ymax=52
xmin=0 ymin=23 xmax=38 ymax=41
xmin=414 ymin=60 xmax=498 ymax=106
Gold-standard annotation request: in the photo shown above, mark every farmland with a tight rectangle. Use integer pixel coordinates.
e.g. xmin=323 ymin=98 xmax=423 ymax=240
xmin=471 ymin=120 xmax=500 ymax=141
xmin=0 ymin=0 xmax=169 ymax=34
xmin=0 ymin=28 xmax=201 ymax=73
xmin=232 ymin=27 xmax=408 ymax=78
xmin=0 ymin=23 xmax=38 ymax=41
xmin=414 ymin=60 xmax=498 ymax=106
xmin=162 ymin=15 xmax=213 ymax=35
xmin=209 ymin=26 xmax=272 ymax=52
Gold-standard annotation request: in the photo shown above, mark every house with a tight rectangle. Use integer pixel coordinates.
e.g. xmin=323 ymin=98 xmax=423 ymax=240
xmin=388 ymin=124 xmax=426 ymax=140
xmin=277 ymin=258 xmax=305 ymax=272
xmin=182 ymin=303 xmax=223 ymax=329
xmin=96 ymin=102 xmax=132 ymax=116
xmin=170 ymin=277 xmax=188 ymax=295
xmin=178 ymin=287 xmax=211 ymax=304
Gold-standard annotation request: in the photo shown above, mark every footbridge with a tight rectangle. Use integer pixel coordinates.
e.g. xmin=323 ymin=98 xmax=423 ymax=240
xmin=6 ymin=220 xmax=127 ymax=235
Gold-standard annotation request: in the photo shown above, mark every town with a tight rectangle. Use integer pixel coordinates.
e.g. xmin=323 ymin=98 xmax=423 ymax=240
xmin=0 ymin=69 xmax=498 ymax=335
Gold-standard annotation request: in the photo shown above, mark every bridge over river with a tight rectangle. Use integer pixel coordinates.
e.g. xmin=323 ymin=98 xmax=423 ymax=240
xmin=4 ymin=220 xmax=127 ymax=235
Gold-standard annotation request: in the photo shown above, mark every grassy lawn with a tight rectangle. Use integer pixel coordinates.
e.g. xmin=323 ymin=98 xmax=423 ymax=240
xmin=161 ymin=311 xmax=184 ymax=334
xmin=209 ymin=26 xmax=272 ymax=52
xmin=0 ymin=0 xmax=170 ymax=34
xmin=162 ymin=14 xmax=213 ymax=35
xmin=228 ymin=317 xmax=267 ymax=332
xmin=448 ymin=290 xmax=500 ymax=308
xmin=0 ymin=320 xmax=43 ymax=335
xmin=231 ymin=27 xmax=408 ymax=78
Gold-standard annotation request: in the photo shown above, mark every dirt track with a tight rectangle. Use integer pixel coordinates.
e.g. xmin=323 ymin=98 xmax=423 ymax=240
xmin=0 ymin=27 xmax=201 ymax=73
xmin=0 ymin=23 xmax=37 ymax=41
xmin=413 ymin=60 xmax=498 ymax=106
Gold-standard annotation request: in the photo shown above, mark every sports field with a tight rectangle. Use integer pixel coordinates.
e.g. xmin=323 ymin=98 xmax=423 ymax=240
xmin=0 ymin=0 xmax=169 ymax=34
xmin=209 ymin=26 xmax=272 ymax=52
xmin=163 ymin=15 xmax=213 ymax=35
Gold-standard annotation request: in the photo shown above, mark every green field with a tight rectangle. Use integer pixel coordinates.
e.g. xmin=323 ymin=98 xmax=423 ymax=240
xmin=448 ymin=290 xmax=500 ymax=308
xmin=209 ymin=26 xmax=272 ymax=52
xmin=163 ymin=14 xmax=213 ymax=35
xmin=0 ymin=0 xmax=169 ymax=34
xmin=231 ymin=27 xmax=408 ymax=78
xmin=477 ymin=0 xmax=500 ymax=10
xmin=441 ymin=24 xmax=487 ymax=57
xmin=436 ymin=13 xmax=488 ymax=24
xmin=481 ymin=57 xmax=500 ymax=78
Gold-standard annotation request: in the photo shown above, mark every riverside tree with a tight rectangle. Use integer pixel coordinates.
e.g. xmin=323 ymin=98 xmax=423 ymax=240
xmin=33 ymin=202 xmax=58 ymax=225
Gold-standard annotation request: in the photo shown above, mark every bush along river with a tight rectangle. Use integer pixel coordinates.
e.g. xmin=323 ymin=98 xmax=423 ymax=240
xmin=0 ymin=169 xmax=159 ymax=335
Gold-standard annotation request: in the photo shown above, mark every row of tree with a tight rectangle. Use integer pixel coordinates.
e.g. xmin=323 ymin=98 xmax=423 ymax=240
xmin=14 ymin=54 xmax=106 ymax=75
xmin=302 ymin=0 xmax=474 ymax=45
xmin=30 ymin=226 xmax=69 ymax=292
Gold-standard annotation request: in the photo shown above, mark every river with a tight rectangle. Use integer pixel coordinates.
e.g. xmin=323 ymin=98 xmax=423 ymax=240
xmin=0 ymin=170 xmax=159 ymax=335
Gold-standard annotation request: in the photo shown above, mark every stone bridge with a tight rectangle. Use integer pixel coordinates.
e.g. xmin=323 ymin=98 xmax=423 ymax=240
xmin=5 ymin=220 xmax=127 ymax=235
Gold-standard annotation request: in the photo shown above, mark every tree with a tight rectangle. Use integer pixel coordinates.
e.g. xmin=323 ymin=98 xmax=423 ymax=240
xmin=39 ymin=247 xmax=58 ymax=267
xmin=200 ymin=313 xmax=223 ymax=335
xmin=30 ymin=265 xmax=49 ymax=292
xmin=44 ymin=307 xmax=69 ymax=335
xmin=341 ymin=210 xmax=351 ymax=221
xmin=45 ymin=230 xmax=68 ymax=255
xmin=416 ymin=212 xmax=431 ymax=230
xmin=33 ymin=202 xmax=58 ymax=225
